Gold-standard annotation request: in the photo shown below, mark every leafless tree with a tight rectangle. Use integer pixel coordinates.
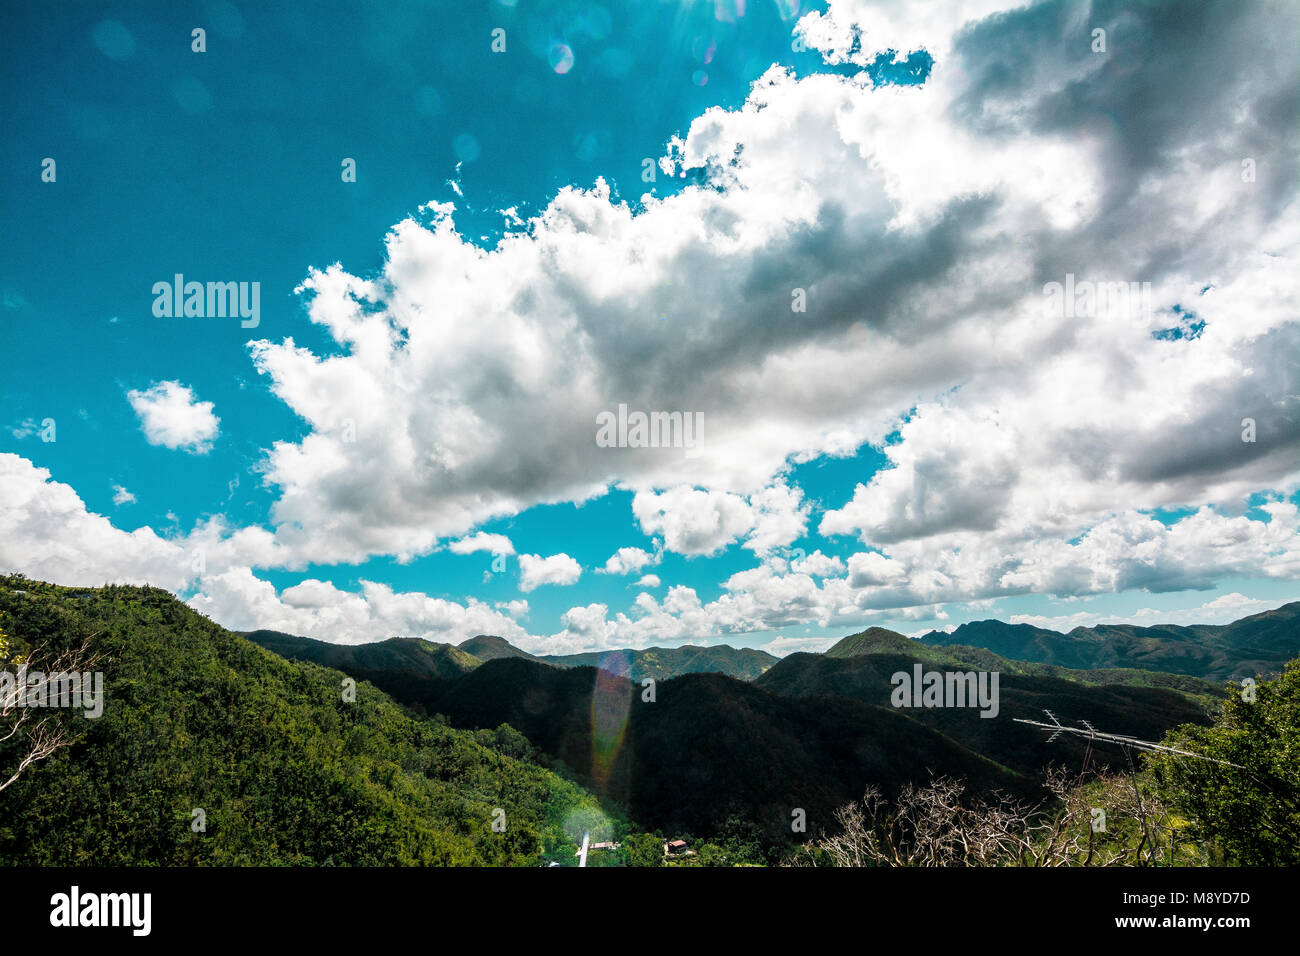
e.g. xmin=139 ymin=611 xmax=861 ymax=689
xmin=0 ymin=634 xmax=103 ymax=794
xmin=789 ymin=767 xmax=1183 ymax=867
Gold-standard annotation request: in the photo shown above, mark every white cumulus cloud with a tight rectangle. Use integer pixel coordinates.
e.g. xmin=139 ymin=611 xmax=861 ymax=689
xmin=126 ymin=381 xmax=220 ymax=454
xmin=517 ymin=552 xmax=582 ymax=592
xmin=448 ymin=532 xmax=515 ymax=555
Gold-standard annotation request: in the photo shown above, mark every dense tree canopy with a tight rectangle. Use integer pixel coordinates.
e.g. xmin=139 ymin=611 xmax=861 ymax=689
xmin=1150 ymin=661 xmax=1300 ymax=866
xmin=0 ymin=576 xmax=611 ymax=866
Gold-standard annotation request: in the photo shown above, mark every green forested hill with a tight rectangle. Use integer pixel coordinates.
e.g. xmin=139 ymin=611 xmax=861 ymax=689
xmin=824 ymin=627 xmax=918 ymax=659
xmin=819 ymin=626 xmax=1222 ymax=700
xmin=541 ymin=643 xmax=778 ymax=681
xmin=915 ymin=602 xmax=1300 ymax=680
xmin=755 ymin=647 xmax=1214 ymax=779
xmin=245 ymin=629 xmax=482 ymax=680
xmin=0 ymin=576 xmax=606 ymax=866
xmin=296 ymin=654 xmax=1037 ymax=845
xmin=458 ymin=634 xmax=549 ymax=663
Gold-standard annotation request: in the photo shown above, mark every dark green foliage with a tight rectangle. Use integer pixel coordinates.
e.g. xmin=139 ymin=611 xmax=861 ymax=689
xmin=825 ymin=627 xmax=1221 ymax=700
xmin=464 ymin=633 xmax=782 ymax=680
xmin=251 ymin=624 xmax=1226 ymax=855
xmin=621 ymin=831 xmax=665 ymax=867
xmin=308 ymin=655 xmax=1035 ymax=848
xmin=0 ymin=576 xmax=606 ymax=866
xmin=1150 ymin=659 xmax=1300 ymax=865
xmin=755 ymin=645 xmax=1214 ymax=779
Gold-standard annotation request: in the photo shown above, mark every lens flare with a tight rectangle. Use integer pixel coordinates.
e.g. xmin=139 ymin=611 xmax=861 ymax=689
xmin=589 ymin=651 xmax=632 ymax=790
xmin=453 ymin=133 xmax=481 ymax=162
xmin=549 ymin=42 xmax=575 ymax=75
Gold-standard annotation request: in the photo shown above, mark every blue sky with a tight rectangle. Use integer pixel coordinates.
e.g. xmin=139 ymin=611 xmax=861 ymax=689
xmin=3 ymin=0 xmax=1298 ymax=653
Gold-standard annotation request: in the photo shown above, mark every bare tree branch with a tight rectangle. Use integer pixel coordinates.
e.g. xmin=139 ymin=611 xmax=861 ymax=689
xmin=0 ymin=633 xmax=103 ymax=794
xmin=788 ymin=767 xmax=1187 ymax=867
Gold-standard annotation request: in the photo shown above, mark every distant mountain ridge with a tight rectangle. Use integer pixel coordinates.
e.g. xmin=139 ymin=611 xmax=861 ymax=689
xmin=246 ymin=630 xmax=774 ymax=682
xmin=245 ymin=599 xmax=1299 ymax=686
xmin=234 ymin=608 xmax=1289 ymax=850
xmin=243 ymin=630 xmax=482 ymax=680
xmin=247 ymin=599 xmax=1300 ymax=685
xmin=756 ymin=631 xmax=1215 ymax=780
xmin=915 ymin=601 xmax=1300 ymax=681
xmin=825 ymin=626 xmax=917 ymax=659
xmin=541 ymin=644 xmax=778 ymax=682
xmin=458 ymin=634 xmax=548 ymax=663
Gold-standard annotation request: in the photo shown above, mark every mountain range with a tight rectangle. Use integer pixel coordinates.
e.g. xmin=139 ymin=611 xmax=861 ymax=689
xmin=377 ymin=656 xmax=1036 ymax=843
xmin=243 ymin=629 xmax=778 ymax=683
xmin=916 ymin=602 xmax=1300 ymax=681
xmin=245 ymin=629 xmax=485 ymax=679
xmin=756 ymin=628 xmax=1215 ymax=785
xmin=245 ymin=599 xmax=1300 ymax=689
xmin=540 ymin=644 xmax=778 ymax=681
xmin=238 ymin=605 xmax=1300 ymax=845
xmin=6 ymin=574 xmax=1294 ymax=862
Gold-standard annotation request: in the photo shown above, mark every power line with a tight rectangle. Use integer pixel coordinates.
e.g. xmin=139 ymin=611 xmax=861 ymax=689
xmin=1013 ymin=710 xmax=1243 ymax=769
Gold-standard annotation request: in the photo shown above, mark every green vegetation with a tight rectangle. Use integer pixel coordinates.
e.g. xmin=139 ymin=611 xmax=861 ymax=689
xmin=917 ymin=603 xmax=1300 ymax=681
xmin=755 ymin=636 xmax=1214 ymax=780
xmin=247 ymin=620 xmax=1244 ymax=858
xmin=0 ymin=575 xmax=609 ymax=866
xmin=1150 ymin=659 xmax=1300 ymax=865
xmin=824 ymin=626 xmax=916 ymax=659
xmin=244 ymin=629 xmax=482 ymax=680
xmin=316 ymin=654 xmax=1036 ymax=850
xmin=540 ymin=643 xmax=778 ymax=681
xmin=793 ymin=657 xmax=1300 ymax=867
xmin=458 ymin=634 xmax=548 ymax=663
xmin=826 ymin=626 xmax=1219 ymax=701
xmin=3 ymin=573 xmax=1293 ymax=867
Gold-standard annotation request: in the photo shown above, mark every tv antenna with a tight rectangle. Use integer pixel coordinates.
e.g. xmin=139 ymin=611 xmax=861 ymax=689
xmin=1014 ymin=710 xmax=1242 ymax=768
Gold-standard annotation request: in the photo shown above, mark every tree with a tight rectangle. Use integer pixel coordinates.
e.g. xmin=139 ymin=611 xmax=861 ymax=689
xmin=491 ymin=723 xmax=534 ymax=762
xmin=1150 ymin=659 xmax=1300 ymax=865
xmin=717 ymin=813 xmax=768 ymax=864
xmin=622 ymin=832 xmax=664 ymax=867
xmin=788 ymin=769 xmax=1183 ymax=867
xmin=692 ymin=842 xmax=730 ymax=866
xmin=0 ymin=618 xmax=102 ymax=793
